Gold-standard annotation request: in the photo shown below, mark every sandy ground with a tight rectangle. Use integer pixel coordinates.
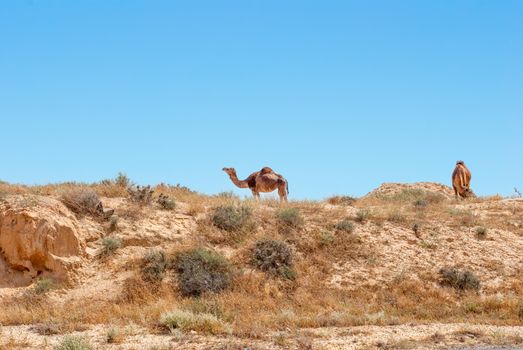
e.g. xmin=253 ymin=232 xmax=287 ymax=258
xmin=2 ymin=323 xmax=523 ymax=349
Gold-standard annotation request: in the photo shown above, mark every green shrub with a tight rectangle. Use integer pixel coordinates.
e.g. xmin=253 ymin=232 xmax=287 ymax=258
xmin=34 ymin=277 xmax=56 ymax=295
xmin=212 ymin=205 xmax=252 ymax=232
xmin=175 ymin=248 xmax=232 ymax=297
xmin=157 ymin=194 xmax=176 ymax=210
xmin=439 ymin=267 xmax=481 ymax=291
xmin=141 ymin=249 xmax=169 ymax=283
xmin=102 ymin=236 xmax=122 ymax=255
xmin=334 ymin=219 xmax=354 ymax=233
xmin=252 ymin=239 xmax=295 ymax=279
xmin=159 ymin=309 xmax=230 ymax=335
xmin=276 ymin=208 xmax=304 ymax=231
xmin=54 ymin=336 xmax=93 ymax=350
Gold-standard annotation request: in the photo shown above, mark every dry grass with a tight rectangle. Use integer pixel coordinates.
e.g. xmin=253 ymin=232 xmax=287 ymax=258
xmin=1 ymin=180 xmax=522 ymax=340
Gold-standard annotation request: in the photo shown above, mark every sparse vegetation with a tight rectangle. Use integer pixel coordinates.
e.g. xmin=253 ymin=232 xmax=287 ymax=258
xmin=212 ymin=204 xmax=253 ymax=232
xmin=334 ymin=219 xmax=354 ymax=233
xmin=128 ymin=185 xmax=154 ymax=204
xmin=175 ymin=248 xmax=232 ymax=297
xmin=327 ymin=195 xmax=356 ymax=206
xmin=108 ymin=214 xmax=119 ymax=232
xmin=160 ymin=309 xmax=230 ymax=335
xmin=276 ymin=208 xmax=304 ymax=231
xmin=60 ymin=187 xmax=101 ymax=216
xmin=476 ymin=226 xmax=488 ymax=239
xmin=157 ymin=193 xmax=176 ymax=210
xmin=439 ymin=267 xmax=481 ymax=291
xmin=141 ymin=249 xmax=169 ymax=283
xmin=355 ymin=208 xmax=370 ymax=223
xmin=105 ymin=327 xmax=122 ymax=344
xmin=33 ymin=277 xmax=56 ymax=295
xmin=101 ymin=235 xmax=122 ymax=255
xmin=54 ymin=336 xmax=93 ymax=350
xmin=252 ymin=239 xmax=295 ymax=279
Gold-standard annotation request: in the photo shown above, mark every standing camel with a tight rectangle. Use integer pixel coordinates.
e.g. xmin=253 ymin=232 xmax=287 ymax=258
xmin=222 ymin=167 xmax=289 ymax=202
xmin=452 ymin=160 xmax=473 ymax=199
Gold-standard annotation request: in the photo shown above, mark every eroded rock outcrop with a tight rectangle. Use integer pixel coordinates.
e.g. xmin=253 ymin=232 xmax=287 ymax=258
xmin=0 ymin=196 xmax=86 ymax=284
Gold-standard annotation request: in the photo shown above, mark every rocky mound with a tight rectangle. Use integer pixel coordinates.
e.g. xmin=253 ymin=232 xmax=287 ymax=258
xmin=364 ymin=182 xmax=454 ymax=199
xmin=0 ymin=195 xmax=86 ymax=286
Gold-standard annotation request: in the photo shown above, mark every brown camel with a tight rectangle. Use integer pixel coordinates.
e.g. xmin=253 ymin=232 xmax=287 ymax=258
xmin=222 ymin=167 xmax=289 ymax=202
xmin=452 ymin=160 xmax=473 ymax=199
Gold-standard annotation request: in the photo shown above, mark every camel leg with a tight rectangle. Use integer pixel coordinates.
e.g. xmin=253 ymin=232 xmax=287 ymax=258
xmin=453 ymin=185 xmax=459 ymax=200
xmin=278 ymin=184 xmax=288 ymax=203
xmin=252 ymin=190 xmax=260 ymax=201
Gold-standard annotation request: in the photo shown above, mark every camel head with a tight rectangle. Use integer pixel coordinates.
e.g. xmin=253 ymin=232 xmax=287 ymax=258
xmin=222 ymin=167 xmax=236 ymax=177
xmin=456 ymin=160 xmax=465 ymax=166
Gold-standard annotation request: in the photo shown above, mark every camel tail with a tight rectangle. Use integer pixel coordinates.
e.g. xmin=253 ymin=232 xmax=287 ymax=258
xmin=286 ymin=179 xmax=289 ymax=195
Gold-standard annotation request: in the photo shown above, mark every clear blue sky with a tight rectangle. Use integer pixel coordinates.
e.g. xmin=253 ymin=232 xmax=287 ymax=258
xmin=1 ymin=1 xmax=521 ymax=199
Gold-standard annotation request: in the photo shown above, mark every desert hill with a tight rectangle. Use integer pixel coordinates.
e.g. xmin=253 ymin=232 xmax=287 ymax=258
xmin=0 ymin=179 xmax=522 ymax=349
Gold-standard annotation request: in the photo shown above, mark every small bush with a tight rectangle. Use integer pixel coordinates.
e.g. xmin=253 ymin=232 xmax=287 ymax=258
xmin=476 ymin=226 xmax=488 ymax=238
xmin=106 ymin=327 xmax=122 ymax=344
xmin=276 ymin=208 xmax=304 ymax=231
xmin=175 ymin=248 xmax=232 ymax=297
xmin=128 ymin=185 xmax=154 ymax=204
xmin=108 ymin=215 xmax=119 ymax=232
xmin=252 ymin=239 xmax=294 ymax=279
xmin=413 ymin=199 xmax=428 ymax=208
xmin=159 ymin=309 xmax=230 ymax=335
xmin=327 ymin=196 xmax=356 ymax=206
xmin=319 ymin=231 xmax=335 ymax=246
xmin=212 ymin=205 xmax=252 ymax=232
xmin=60 ymin=187 xmax=101 ymax=216
xmin=115 ymin=172 xmax=132 ymax=188
xmin=54 ymin=336 xmax=93 ymax=350
xmin=354 ymin=209 xmax=370 ymax=223
xmin=439 ymin=267 xmax=481 ymax=291
xmin=102 ymin=236 xmax=122 ymax=255
xmin=29 ymin=322 xmax=62 ymax=335
xmin=141 ymin=250 xmax=169 ymax=283
xmin=157 ymin=194 xmax=176 ymax=210
xmin=412 ymin=223 xmax=421 ymax=236
xmin=334 ymin=219 xmax=354 ymax=233
xmin=34 ymin=277 xmax=56 ymax=295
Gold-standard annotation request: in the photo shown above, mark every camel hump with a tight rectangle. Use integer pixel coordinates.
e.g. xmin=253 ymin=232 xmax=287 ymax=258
xmin=260 ymin=167 xmax=274 ymax=175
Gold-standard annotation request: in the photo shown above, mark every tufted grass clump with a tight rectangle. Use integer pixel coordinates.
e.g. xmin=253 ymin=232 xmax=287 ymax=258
xmin=60 ymin=187 xmax=101 ymax=216
xmin=141 ymin=249 xmax=169 ymax=283
xmin=101 ymin=235 xmax=122 ymax=256
xmin=211 ymin=204 xmax=252 ymax=232
xmin=354 ymin=209 xmax=371 ymax=223
xmin=34 ymin=277 xmax=56 ymax=295
xmin=159 ymin=309 xmax=231 ymax=335
xmin=54 ymin=336 xmax=93 ymax=350
xmin=105 ymin=327 xmax=122 ymax=344
xmin=334 ymin=219 xmax=354 ymax=233
xmin=475 ymin=226 xmax=488 ymax=239
xmin=252 ymin=239 xmax=295 ymax=280
xmin=175 ymin=248 xmax=232 ymax=297
xmin=439 ymin=267 xmax=481 ymax=291
xmin=276 ymin=208 xmax=304 ymax=232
